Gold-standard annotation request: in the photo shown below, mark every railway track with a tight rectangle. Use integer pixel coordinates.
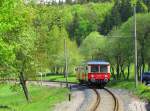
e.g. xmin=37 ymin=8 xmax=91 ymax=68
xmin=104 ymin=88 xmax=119 ymax=111
xmin=91 ymin=88 xmax=119 ymax=111
xmin=91 ymin=88 xmax=101 ymax=111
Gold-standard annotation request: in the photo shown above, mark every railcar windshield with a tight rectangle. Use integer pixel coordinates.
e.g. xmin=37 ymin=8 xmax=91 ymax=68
xmin=91 ymin=65 xmax=99 ymax=72
xmin=100 ymin=65 xmax=108 ymax=73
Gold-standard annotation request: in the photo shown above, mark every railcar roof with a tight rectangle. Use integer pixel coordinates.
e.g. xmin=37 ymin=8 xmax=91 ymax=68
xmin=87 ymin=61 xmax=109 ymax=65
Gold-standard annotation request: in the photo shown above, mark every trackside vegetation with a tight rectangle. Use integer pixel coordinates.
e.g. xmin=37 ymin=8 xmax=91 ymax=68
xmin=0 ymin=84 xmax=68 ymax=111
xmin=108 ymin=81 xmax=150 ymax=102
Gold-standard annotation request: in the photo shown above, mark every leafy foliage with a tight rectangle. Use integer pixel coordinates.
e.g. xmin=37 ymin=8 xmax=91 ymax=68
xmin=100 ymin=0 xmax=148 ymax=35
xmin=0 ymin=0 xmax=150 ymax=81
xmin=68 ymin=3 xmax=113 ymax=45
xmin=80 ymin=32 xmax=107 ymax=60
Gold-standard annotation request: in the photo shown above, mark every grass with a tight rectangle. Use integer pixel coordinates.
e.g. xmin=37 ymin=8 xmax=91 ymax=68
xmin=108 ymin=80 xmax=150 ymax=102
xmin=36 ymin=74 xmax=78 ymax=83
xmin=0 ymin=84 xmax=69 ymax=111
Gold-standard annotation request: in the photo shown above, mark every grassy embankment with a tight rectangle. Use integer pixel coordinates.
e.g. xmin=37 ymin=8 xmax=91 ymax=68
xmin=108 ymin=80 xmax=150 ymax=102
xmin=0 ymin=84 xmax=69 ymax=111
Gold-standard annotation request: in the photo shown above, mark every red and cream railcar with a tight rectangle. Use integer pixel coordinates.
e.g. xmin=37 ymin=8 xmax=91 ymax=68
xmin=76 ymin=61 xmax=111 ymax=86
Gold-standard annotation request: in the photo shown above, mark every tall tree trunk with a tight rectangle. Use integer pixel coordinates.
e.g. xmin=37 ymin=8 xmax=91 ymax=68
xmin=111 ymin=66 xmax=116 ymax=80
xmin=127 ymin=63 xmax=130 ymax=80
xmin=137 ymin=63 xmax=140 ymax=80
xmin=141 ymin=41 xmax=145 ymax=74
xmin=61 ymin=67 xmax=63 ymax=74
xmin=148 ymin=63 xmax=150 ymax=71
xmin=138 ymin=65 xmax=141 ymax=79
xmin=116 ymin=63 xmax=120 ymax=80
xmin=55 ymin=66 xmax=57 ymax=74
xmin=19 ymin=72 xmax=30 ymax=102
xmin=56 ymin=67 xmax=59 ymax=74
xmin=116 ymin=56 xmax=120 ymax=80
xmin=19 ymin=60 xmax=30 ymax=102
xmin=141 ymin=32 xmax=149 ymax=73
xmin=63 ymin=66 xmax=65 ymax=77
xmin=120 ymin=64 xmax=125 ymax=80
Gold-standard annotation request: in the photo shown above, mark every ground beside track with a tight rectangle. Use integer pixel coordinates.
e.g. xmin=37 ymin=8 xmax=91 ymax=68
xmin=54 ymin=85 xmax=97 ymax=111
xmin=109 ymin=88 xmax=150 ymax=111
xmin=0 ymin=83 xmax=68 ymax=111
xmin=108 ymin=80 xmax=150 ymax=111
xmin=53 ymin=84 xmax=150 ymax=111
xmin=54 ymin=85 xmax=124 ymax=111
xmin=2 ymin=80 xmax=150 ymax=111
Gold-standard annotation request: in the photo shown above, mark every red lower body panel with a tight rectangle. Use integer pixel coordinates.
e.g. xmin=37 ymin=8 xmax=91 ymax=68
xmin=88 ymin=73 xmax=110 ymax=80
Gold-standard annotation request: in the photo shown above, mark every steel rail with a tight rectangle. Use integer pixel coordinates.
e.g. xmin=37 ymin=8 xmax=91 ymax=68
xmin=91 ymin=88 xmax=101 ymax=111
xmin=104 ymin=88 xmax=119 ymax=111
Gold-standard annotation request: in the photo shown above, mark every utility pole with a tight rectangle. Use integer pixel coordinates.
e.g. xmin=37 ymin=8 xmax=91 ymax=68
xmin=134 ymin=5 xmax=138 ymax=88
xmin=64 ymin=38 xmax=68 ymax=87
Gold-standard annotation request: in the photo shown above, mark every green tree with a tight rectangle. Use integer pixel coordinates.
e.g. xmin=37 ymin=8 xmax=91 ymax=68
xmin=68 ymin=3 xmax=113 ymax=45
xmin=108 ymin=26 xmax=133 ymax=80
xmin=0 ymin=38 xmax=15 ymax=78
xmin=100 ymin=0 xmax=148 ymax=35
xmin=80 ymin=32 xmax=107 ymax=60
xmin=143 ymin=0 xmax=150 ymax=11
xmin=110 ymin=13 xmax=150 ymax=80
xmin=0 ymin=0 xmax=37 ymax=101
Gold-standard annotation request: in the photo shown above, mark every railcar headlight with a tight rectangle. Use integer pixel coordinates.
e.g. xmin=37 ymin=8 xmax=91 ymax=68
xmin=91 ymin=75 xmax=94 ymax=78
xmin=105 ymin=75 xmax=108 ymax=78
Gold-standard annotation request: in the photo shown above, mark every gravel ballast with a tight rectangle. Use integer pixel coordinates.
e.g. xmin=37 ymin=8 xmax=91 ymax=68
xmin=110 ymin=88 xmax=150 ymax=111
xmin=54 ymin=85 xmax=150 ymax=111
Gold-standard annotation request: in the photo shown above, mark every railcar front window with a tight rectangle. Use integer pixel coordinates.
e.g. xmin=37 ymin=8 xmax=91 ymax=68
xmin=100 ymin=65 xmax=108 ymax=73
xmin=91 ymin=66 xmax=99 ymax=73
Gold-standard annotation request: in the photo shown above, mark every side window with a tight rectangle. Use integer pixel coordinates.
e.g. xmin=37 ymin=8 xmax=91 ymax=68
xmin=100 ymin=65 xmax=108 ymax=73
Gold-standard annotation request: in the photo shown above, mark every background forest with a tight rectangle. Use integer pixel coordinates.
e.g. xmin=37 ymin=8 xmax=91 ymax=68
xmin=0 ymin=0 xmax=150 ymax=81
